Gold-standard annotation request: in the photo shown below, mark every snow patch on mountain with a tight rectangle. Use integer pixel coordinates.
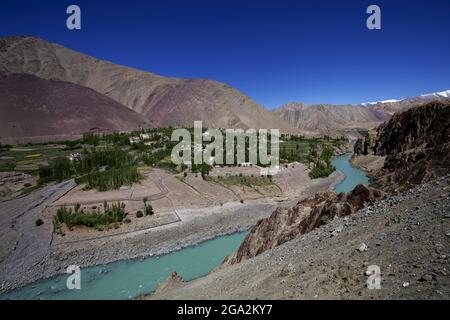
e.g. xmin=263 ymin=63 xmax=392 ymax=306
xmin=421 ymin=89 xmax=450 ymax=98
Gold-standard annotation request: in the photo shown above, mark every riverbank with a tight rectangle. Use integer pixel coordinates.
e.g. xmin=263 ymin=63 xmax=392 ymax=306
xmin=0 ymin=170 xmax=341 ymax=295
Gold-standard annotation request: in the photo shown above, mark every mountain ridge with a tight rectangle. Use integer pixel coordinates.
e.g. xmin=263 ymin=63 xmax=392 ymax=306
xmin=0 ymin=36 xmax=296 ymax=133
xmin=273 ymin=91 xmax=450 ymax=133
xmin=1 ymin=36 xmax=449 ymax=139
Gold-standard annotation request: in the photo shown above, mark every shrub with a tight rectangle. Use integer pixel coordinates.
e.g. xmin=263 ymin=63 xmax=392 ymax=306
xmin=143 ymin=200 xmax=154 ymax=216
xmin=24 ymin=183 xmax=32 ymax=188
xmin=35 ymin=218 xmax=44 ymax=226
xmin=136 ymin=210 xmax=144 ymax=218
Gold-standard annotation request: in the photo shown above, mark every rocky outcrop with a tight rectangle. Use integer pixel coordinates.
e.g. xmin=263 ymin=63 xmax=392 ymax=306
xmin=353 ymin=130 xmax=378 ymax=155
xmin=153 ymin=272 xmax=184 ymax=296
xmin=226 ymin=184 xmax=384 ymax=265
xmin=355 ymin=101 xmax=450 ymax=191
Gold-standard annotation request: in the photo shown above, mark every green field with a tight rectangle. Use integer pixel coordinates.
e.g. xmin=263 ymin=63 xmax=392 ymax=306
xmin=0 ymin=144 xmax=81 ymax=174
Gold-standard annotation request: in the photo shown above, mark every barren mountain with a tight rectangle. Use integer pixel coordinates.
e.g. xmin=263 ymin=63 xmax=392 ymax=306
xmin=0 ymin=73 xmax=151 ymax=142
xmin=0 ymin=36 xmax=295 ymax=132
xmin=273 ymin=92 xmax=450 ymax=134
xmin=273 ymin=103 xmax=390 ymax=133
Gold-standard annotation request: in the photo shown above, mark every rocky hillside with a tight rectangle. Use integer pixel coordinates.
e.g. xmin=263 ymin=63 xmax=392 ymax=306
xmin=149 ymin=174 xmax=450 ymax=299
xmin=226 ymin=184 xmax=384 ymax=265
xmin=273 ymin=103 xmax=390 ymax=133
xmin=0 ymin=36 xmax=295 ymax=132
xmin=354 ymin=101 xmax=450 ymax=192
xmin=0 ymin=73 xmax=151 ymax=141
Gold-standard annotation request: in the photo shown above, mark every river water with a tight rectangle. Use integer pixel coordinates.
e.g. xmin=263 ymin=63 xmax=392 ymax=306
xmin=1 ymin=152 xmax=368 ymax=300
xmin=331 ymin=153 xmax=369 ymax=193
xmin=1 ymin=231 xmax=248 ymax=300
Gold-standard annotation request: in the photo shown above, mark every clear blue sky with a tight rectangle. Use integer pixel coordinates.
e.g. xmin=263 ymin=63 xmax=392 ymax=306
xmin=1 ymin=0 xmax=450 ymax=108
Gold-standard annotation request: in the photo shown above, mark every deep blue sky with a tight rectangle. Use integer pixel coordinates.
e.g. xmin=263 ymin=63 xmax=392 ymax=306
xmin=1 ymin=0 xmax=449 ymax=108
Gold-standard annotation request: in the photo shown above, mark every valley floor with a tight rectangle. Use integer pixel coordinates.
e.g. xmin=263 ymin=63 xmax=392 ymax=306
xmin=148 ymin=175 xmax=450 ymax=300
xmin=0 ymin=165 xmax=342 ymax=294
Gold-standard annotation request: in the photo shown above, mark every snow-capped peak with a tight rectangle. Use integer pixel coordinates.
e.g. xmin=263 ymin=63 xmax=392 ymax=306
xmin=361 ymin=89 xmax=450 ymax=106
xmin=420 ymin=89 xmax=450 ymax=98
xmin=361 ymin=99 xmax=400 ymax=106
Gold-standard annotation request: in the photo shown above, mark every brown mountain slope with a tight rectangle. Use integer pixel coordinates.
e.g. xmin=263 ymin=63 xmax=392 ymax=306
xmin=0 ymin=73 xmax=151 ymax=141
xmin=273 ymin=102 xmax=390 ymax=133
xmin=0 ymin=36 xmax=295 ymax=132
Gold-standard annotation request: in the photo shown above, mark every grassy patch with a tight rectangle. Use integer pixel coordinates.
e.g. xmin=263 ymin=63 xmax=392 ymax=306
xmin=206 ymin=175 xmax=273 ymax=188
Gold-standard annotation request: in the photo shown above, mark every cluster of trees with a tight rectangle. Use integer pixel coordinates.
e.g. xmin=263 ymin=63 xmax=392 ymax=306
xmin=53 ymin=201 xmax=127 ymax=232
xmin=82 ymin=133 xmax=100 ymax=146
xmin=38 ymin=157 xmax=74 ymax=183
xmin=38 ymin=147 xmax=139 ymax=190
xmin=102 ymin=132 xmax=131 ymax=146
xmin=0 ymin=143 xmax=12 ymax=151
xmin=191 ymin=163 xmax=213 ymax=178
xmin=76 ymin=166 xmax=141 ymax=191
xmin=308 ymin=161 xmax=336 ymax=179
xmin=308 ymin=145 xmax=336 ymax=179
xmin=77 ymin=147 xmax=133 ymax=172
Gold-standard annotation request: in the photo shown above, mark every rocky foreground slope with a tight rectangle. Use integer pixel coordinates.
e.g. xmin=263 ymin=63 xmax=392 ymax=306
xmin=149 ymin=175 xmax=450 ymax=299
